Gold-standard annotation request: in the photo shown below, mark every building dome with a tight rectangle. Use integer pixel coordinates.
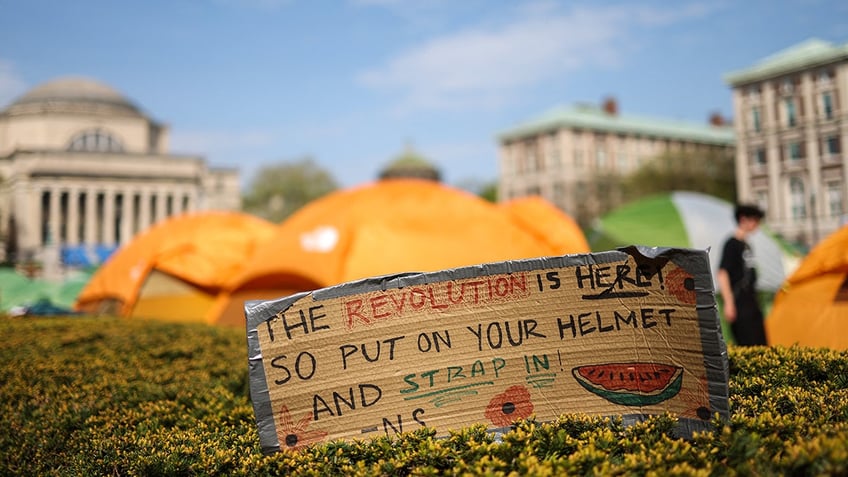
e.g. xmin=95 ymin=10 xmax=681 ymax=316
xmin=378 ymin=144 xmax=442 ymax=182
xmin=3 ymin=76 xmax=144 ymax=117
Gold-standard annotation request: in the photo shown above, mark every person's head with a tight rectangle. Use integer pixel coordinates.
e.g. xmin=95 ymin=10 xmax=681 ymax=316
xmin=734 ymin=203 xmax=764 ymax=233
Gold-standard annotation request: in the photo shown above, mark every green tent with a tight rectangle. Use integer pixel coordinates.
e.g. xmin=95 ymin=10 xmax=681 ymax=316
xmin=0 ymin=268 xmax=92 ymax=312
xmin=589 ymin=191 xmax=802 ymax=292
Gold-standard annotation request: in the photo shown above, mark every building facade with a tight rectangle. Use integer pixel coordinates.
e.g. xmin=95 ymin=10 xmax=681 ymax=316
xmin=497 ymin=98 xmax=735 ymax=226
xmin=0 ymin=77 xmax=240 ymax=270
xmin=724 ymin=38 xmax=848 ymax=247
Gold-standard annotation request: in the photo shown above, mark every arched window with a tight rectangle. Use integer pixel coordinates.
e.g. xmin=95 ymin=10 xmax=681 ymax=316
xmin=67 ymin=129 xmax=124 ymax=153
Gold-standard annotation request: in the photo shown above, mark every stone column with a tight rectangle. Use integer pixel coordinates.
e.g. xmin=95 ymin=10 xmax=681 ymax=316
xmin=103 ymin=188 xmax=115 ymax=246
xmin=67 ymin=187 xmax=80 ymax=245
xmin=11 ymin=179 xmax=37 ymax=254
xmin=139 ymin=189 xmax=151 ymax=233
xmin=154 ymin=189 xmax=166 ymax=224
xmin=762 ymin=80 xmax=784 ymax=228
xmin=48 ymin=187 xmax=60 ymax=246
xmin=121 ymin=190 xmax=133 ymax=246
xmin=184 ymin=191 xmax=196 ymax=213
xmin=84 ymin=189 xmax=97 ymax=246
xmin=802 ymin=71 xmax=823 ymax=243
xmin=842 ymin=123 xmax=848 ymax=225
xmin=732 ymin=88 xmax=751 ymax=202
xmin=31 ymin=185 xmax=46 ymax=249
xmin=33 ymin=186 xmax=44 ymax=247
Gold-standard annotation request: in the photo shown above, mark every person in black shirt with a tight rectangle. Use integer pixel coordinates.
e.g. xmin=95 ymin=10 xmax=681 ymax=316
xmin=717 ymin=204 xmax=767 ymax=346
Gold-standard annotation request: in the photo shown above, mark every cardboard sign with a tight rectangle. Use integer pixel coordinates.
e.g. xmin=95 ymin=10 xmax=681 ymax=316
xmin=246 ymin=246 xmax=729 ymax=454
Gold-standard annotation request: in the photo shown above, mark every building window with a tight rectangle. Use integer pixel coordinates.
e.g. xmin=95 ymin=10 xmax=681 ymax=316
xmin=595 ymin=150 xmax=607 ymax=169
xmin=553 ymin=182 xmax=565 ymax=208
xmin=67 ymin=129 xmax=125 ymax=153
xmin=785 ymin=99 xmax=796 ymax=127
xmin=616 ymin=153 xmax=627 ymax=172
xmin=574 ymin=150 xmax=583 ymax=169
xmin=753 ymin=148 xmax=766 ymax=166
xmin=790 ymin=177 xmax=806 ymax=219
xmin=575 ymin=181 xmax=587 ymax=196
xmin=827 ymin=181 xmax=843 ymax=217
xmin=788 ymin=142 xmax=802 ymax=161
xmin=825 ymin=136 xmax=841 ymax=156
xmin=550 ymin=147 xmax=561 ymax=168
xmin=822 ymin=92 xmax=834 ymax=120
xmin=781 ymin=78 xmax=795 ymax=95
xmin=751 ymin=107 xmax=761 ymax=132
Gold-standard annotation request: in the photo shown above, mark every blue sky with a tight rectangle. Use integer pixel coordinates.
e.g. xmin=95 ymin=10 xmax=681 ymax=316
xmin=1 ymin=0 xmax=846 ymax=191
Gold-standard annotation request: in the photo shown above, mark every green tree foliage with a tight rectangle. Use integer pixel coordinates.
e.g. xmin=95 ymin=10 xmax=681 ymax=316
xmin=456 ymin=178 xmax=498 ymax=203
xmin=242 ymin=158 xmax=339 ymax=223
xmin=621 ymin=148 xmax=737 ymax=203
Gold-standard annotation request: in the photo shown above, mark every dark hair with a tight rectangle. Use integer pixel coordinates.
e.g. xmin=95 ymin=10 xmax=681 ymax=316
xmin=734 ymin=203 xmax=765 ymax=223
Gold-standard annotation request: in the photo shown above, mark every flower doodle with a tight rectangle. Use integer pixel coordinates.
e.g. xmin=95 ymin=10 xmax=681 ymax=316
xmin=666 ymin=267 xmax=697 ymax=305
xmin=485 ymin=385 xmax=534 ymax=427
xmin=276 ymin=405 xmax=327 ymax=451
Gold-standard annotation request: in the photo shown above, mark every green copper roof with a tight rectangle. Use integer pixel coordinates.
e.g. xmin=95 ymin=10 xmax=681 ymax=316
xmin=724 ymin=38 xmax=848 ymax=86
xmin=498 ymin=104 xmax=734 ymax=145
xmin=379 ymin=144 xmax=442 ymax=181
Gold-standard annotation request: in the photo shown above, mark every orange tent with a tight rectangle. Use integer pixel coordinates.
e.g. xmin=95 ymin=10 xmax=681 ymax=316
xmin=211 ymin=179 xmax=589 ymax=326
xmin=76 ymin=211 xmax=276 ymax=325
xmin=499 ymin=196 xmax=590 ymax=255
xmin=767 ymin=225 xmax=848 ymax=349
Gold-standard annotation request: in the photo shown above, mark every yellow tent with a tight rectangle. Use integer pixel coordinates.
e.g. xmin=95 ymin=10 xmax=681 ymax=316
xmin=767 ymin=225 xmax=848 ymax=349
xmin=76 ymin=211 xmax=276 ymax=325
xmin=211 ymin=179 xmax=590 ymax=326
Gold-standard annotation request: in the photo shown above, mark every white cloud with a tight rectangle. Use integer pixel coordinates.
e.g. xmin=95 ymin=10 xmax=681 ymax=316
xmin=0 ymin=60 xmax=28 ymax=108
xmin=357 ymin=3 xmax=715 ymax=113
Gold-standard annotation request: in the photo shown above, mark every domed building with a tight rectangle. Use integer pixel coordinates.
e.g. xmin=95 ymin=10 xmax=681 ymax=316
xmin=0 ymin=76 xmax=240 ymax=271
xmin=378 ymin=144 xmax=441 ymax=181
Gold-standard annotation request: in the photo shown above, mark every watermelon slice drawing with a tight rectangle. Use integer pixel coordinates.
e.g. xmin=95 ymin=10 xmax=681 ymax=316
xmin=572 ymin=362 xmax=683 ymax=406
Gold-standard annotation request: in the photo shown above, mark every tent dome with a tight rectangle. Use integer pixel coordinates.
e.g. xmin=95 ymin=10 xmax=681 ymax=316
xmin=76 ymin=211 xmax=276 ymax=324
xmin=767 ymin=225 xmax=848 ymax=349
xmin=211 ymin=179 xmax=590 ymax=326
xmin=3 ymin=76 xmax=143 ymax=117
xmin=499 ymin=196 xmax=589 ymax=255
xmin=230 ymin=179 xmax=585 ymax=290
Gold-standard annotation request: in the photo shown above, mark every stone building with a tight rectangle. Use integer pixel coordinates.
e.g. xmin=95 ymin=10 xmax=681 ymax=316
xmin=724 ymin=38 xmax=848 ymax=247
xmin=497 ymin=98 xmax=735 ymax=226
xmin=0 ymin=77 xmax=240 ymax=271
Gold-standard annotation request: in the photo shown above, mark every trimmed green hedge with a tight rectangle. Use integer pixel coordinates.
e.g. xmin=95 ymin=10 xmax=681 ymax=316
xmin=1 ymin=316 xmax=847 ymax=476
